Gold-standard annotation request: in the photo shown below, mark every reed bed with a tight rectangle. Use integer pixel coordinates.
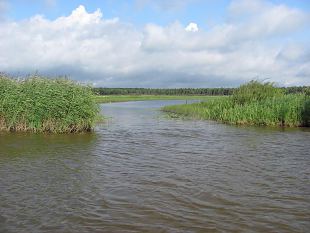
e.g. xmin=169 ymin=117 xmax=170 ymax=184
xmin=163 ymin=81 xmax=310 ymax=127
xmin=0 ymin=75 xmax=99 ymax=133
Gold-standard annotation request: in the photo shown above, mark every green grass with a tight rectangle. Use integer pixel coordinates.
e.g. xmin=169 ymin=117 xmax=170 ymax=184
xmin=163 ymin=81 xmax=310 ymax=127
xmin=0 ymin=75 xmax=99 ymax=133
xmin=94 ymin=95 xmax=219 ymax=103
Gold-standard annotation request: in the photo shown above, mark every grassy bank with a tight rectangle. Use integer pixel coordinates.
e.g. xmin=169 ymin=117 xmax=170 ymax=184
xmin=163 ymin=81 xmax=310 ymax=127
xmin=0 ymin=75 xmax=99 ymax=133
xmin=94 ymin=95 xmax=219 ymax=103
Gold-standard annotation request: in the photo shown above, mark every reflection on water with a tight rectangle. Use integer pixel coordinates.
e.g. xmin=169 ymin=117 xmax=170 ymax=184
xmin=1 ymin=100 xmax=309 ymax=233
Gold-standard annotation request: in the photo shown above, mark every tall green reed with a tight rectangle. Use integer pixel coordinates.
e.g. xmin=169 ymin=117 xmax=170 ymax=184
xmin=163 ymin=81 xmax=309 ymax=127
xmin=0 ymin=74 xmax=99 ymax=133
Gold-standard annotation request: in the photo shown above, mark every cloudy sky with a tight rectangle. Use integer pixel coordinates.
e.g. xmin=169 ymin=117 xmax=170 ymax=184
xmin=0 ymin=0 xmax=309 ymax=87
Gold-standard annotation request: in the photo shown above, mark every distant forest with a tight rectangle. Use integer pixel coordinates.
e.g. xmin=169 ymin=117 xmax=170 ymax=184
xmin=93 ymin=86 xmax=309 ymax=96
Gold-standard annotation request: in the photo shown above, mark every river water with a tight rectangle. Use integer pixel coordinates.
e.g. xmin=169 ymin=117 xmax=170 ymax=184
xmin=0 ymin=100 xmax=309 ymax=233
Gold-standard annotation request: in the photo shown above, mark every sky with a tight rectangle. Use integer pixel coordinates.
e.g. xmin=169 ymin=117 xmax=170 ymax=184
xmin=0 ymin=0 xmax=309 ymax=87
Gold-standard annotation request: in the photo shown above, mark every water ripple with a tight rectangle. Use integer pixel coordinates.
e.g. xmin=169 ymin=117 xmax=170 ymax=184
xmin=1 ymin=100 xmax=309 ymax=233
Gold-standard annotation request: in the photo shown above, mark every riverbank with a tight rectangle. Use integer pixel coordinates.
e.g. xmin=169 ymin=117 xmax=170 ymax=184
xmin=162 ymin=81 xmax=310 ymax=127
xmin=94 ymin=95 xmax=221 ymax=103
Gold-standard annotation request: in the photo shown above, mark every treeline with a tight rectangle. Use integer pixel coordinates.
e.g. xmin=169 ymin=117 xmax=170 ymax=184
xmin=93 ymin=88 xmax=234 ymax=96
xmin=93 ymin=86 xmax=309 ymax=96
xmin=282 ymin=86 xmax=310 ymax=95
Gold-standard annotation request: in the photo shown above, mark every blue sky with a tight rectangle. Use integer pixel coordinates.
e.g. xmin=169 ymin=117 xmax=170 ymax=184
xmin=6 ymin=0 xmax=310 ymax=26
xmin=0 ymin=0 xmax=309 ymax=87
xmin=6 ymin=0 xmax=227 ymax=26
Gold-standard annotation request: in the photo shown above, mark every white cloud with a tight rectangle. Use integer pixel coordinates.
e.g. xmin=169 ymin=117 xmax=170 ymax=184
xmin=185 ymin=23 xmax=199 ymax=32
xmin=233 ymin=1 xmax=307 ymax=38
xmin=55 ymin=5 xmax=104 ymax=26
xmin=0 ymin=1 xmax=309 ymax=87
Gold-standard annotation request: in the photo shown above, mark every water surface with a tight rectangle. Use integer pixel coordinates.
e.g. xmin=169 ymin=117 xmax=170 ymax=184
xmin=1 ymin=100 xmax=309 ymax=232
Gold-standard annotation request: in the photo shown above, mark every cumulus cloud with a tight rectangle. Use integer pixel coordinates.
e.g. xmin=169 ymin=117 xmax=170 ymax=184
xmin=228 ymin=0 xmax=308 ymax=38
xmin=0 ymin=1 xmax=309 ymax=87
xmin=185 ymin=23 xmax=199 ymax=32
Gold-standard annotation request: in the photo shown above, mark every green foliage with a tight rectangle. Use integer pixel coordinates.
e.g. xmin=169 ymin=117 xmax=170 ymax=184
xmin=93 ymin=86 xmax=308 ymax=96
xmin=0 ymin=75 xmax=99 ymax=133
xmin=93 ymin=87 xmax=234 ymax=96
xmin=163 ymin=81 xmax=310 ymax=127
xmin=301 ymin=98 xmax=310 ymax=126
xmin=284 ymin=86 xmax=310 ymax=95
xmin=304 ymin=87 xmax=310 ymax=96
xmin=232 ymin=80 xmax=284 ymax=105
xmin=94 ymin=95 xmax=219 ymax=103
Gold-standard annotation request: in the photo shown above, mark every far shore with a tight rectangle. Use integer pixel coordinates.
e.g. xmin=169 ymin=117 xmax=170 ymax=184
xmin=94 ymin=95 xmax=223 ymax=103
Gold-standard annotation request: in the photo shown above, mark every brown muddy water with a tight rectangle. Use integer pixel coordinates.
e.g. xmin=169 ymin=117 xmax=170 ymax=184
xmin=0 ymin=100 xmax=309 ymax=233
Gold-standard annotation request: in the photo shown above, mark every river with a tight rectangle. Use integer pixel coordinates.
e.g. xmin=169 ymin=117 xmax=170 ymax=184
xmin=0 ymin=100 xmax=309 ymax=232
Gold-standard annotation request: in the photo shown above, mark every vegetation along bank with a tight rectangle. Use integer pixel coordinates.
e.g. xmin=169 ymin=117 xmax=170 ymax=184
xmin=94 ymin=95 xmax=220 ymax=103
xmin=0 ymin=75 xmax=99 ymax=133
xmin=162 ymin=81 xmax=310 ymax=127
xmin=93 ymin=86 xmax=309 ymax=96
